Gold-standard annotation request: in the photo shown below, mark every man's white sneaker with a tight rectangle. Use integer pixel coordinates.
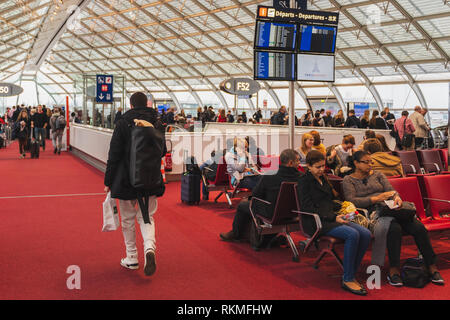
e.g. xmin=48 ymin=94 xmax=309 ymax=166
xmin=120 ymin=255 xmax=139 ymax=270
xmin=144 ymin=250 xmax=156 ymax=276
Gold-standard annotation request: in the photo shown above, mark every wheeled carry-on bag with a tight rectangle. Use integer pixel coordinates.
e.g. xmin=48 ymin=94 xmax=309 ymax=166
xmin=181 ymin=173 xmax=201 ymax=205
xmin=181 ymin=150 xmax=201 ymax=205
xmin=30 ymin=129 xmax=40 ymax=159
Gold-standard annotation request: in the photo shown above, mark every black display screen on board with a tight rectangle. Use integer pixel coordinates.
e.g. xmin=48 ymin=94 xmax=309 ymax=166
xmin=254 ymin=51 xmax=296 ymax=81
xmin=255 ymin=21 xmax=297 ymax=51
xmin=298 ymin=24 xmax=337 ymax=54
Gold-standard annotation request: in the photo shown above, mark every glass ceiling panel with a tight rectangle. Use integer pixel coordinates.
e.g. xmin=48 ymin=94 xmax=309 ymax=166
xmin=0 ymin=0 xmax=447 ymax=95
xmin=397 ymin=0 xmax=450 ymax=17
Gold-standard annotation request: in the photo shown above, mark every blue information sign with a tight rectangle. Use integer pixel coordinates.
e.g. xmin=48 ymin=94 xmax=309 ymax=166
xmin=96 ymin=75 xmax=114 ymax=103
xmin=354 ymin=103 xmax=370 ymax=118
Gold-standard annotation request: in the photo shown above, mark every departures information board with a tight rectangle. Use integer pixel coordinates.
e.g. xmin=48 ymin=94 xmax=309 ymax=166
xmin=298 ymin=25 xmax=337 ymax=54
xmin=255 ymin=21 xmax=297 ymax=51
xmin=255 ymin=51 xmax=296 ymax=81
xmin=253 ymin=5 xmax=339 ymax=82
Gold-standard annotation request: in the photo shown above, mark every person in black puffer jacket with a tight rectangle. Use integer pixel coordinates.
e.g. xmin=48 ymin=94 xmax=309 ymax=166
xmin=104 ymin=92 xmax=166 ymax=277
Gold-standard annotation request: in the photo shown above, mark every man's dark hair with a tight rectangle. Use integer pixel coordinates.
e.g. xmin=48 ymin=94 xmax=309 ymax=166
xmin=363 ymin=138 xmax=382 ymax=154
xmin=348 ymin=109 xmax=355 ymax=116
xmin=130 ymin=92 xmax=147 ymax=109
xmin=381 ymin=111 xmax=387 ymax=117
xmin=280 ymin=149 xmax=300 ymax=166
xmin=402 ymin=110 xmax=409 ymax=117
xmin=305 ymin=149 xmax=325 ymax=166
xmin=342 ymin=134 xmax=355 ymax=145
xmin=365 ymin=130 xmax=376 ymax=139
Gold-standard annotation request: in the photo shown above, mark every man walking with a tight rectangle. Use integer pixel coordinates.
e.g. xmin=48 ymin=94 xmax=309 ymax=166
xmin=31 ymin=105 xmax=48 ymax=150
xmin=49 ymin=108 xmax=66 ymax=155
xmin=104 ymin=92 xmax=166 ymax=276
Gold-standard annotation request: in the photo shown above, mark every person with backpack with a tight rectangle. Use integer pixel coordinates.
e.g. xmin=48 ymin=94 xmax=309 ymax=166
xmin=394 ymin=110 xmax=415 ymax=150
xmin=49 ymin=108 xmax=66 ymax=155
xmin=104 ymin=92 xmax=166 ymax=277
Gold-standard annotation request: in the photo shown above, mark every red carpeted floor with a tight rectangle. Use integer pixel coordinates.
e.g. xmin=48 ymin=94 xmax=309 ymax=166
xmin=1 ymin=141 xmax=450 ymax=300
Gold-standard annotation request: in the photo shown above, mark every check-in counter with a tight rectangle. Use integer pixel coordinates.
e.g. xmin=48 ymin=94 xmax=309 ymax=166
xmin=70 ymin=123 xmax=395 ymax=175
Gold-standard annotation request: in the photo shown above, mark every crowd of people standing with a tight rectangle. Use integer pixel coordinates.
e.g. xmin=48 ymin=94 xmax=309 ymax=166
xmin=1 ymin=104 xmax=68 ymax=158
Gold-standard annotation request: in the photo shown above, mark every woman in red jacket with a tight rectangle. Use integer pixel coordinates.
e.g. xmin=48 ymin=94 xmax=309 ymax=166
xmin=217 ymin=109 xmax=227 ymax=123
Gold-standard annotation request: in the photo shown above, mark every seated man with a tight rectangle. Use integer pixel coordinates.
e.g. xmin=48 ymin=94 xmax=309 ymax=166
xmin=220 ymin=149 xmax=303 ymax=243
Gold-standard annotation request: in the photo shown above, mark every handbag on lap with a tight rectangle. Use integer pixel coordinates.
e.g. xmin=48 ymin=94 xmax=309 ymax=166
xmin=376 ymin=201 xmax=416 ymax=222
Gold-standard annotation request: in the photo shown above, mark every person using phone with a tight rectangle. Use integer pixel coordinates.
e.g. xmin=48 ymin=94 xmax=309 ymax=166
xmin=343 ymin=151 xmax=444 ymax=287
xmin=225 ymin=137 xmax=261 ymax=190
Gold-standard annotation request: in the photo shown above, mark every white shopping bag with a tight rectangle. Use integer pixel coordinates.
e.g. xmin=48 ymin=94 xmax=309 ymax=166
xmin=102 ymin=192 xmax=120 ymax=232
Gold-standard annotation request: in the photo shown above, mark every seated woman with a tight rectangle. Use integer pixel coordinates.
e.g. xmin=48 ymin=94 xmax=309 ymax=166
xmin=326 ymin=134 xmax=356 ymax=177
xmin=296 ymin=133 xmax=314 ymax=165
xmin=342 ymin=151 xmax=444 ymax=286
xmin=225 ymin=137 xmax=261 ymax=190
xmin=299 ymin=150 xmax=371 ymax=295
xmin=357 ymin=130 xmax=376 ymax=151
xmin=375 ymin=134 xmax=392 ymax=153
xmin=309 ymin=130 xmax=326 ymax=155
xmin=363 ymin=139 xmax=404 ymax=177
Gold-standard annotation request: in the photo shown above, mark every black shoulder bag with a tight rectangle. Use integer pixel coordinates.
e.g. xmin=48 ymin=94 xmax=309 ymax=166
xmin=401 ymin=118 xmax=415 ymax=148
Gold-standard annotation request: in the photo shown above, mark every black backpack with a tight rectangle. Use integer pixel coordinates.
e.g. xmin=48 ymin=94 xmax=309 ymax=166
xmin=56 ymin=115 xmax=66 ymax=130
xmin=185 ymin=156 xmax=201 ymax=175
xmin=401 ymin=119 xmax=415 ymax=148
xmin=204 ymin=162 xmax=218 ymax=181
xmin=129 ymin=121 xmax=165 ymax=224
xmin=401 ymin=258 xmax=430 ymax=288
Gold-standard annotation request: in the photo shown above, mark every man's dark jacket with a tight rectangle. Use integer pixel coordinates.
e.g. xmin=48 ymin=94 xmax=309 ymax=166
xmin=344 ymin=115 xmax=361 ymax=128
xmin=272 ymin=111 xmax=286 ymax=125
xmin=104 ymin=107 xmax=166 ymax=200
xmin=12 ymin=108 xmax=21 ymax=122
xmin=252 ymin=166 xmax=303 ymax=219
xmin=166 ymin=111 xmax=175 ymax=124
xmin=374 ymin=117 xmax=388 ymax=130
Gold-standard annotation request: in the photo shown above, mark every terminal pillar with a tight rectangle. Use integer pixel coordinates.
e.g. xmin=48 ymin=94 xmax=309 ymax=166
xmin=289 ymin=82 xmax=295 ymax=149
xmin=66 ymin=96 xmax=70 ymax=150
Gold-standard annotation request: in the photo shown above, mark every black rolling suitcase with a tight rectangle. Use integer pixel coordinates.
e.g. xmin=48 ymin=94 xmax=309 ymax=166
xmin=181 ymin=173 xmax=201 ymax=205
xmin=30 ymin=130 xmax=40 ymax=159
xmin=181 ymin=152 xmax=201 ymax=205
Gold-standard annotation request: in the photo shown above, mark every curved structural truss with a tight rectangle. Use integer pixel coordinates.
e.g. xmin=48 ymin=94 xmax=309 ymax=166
xmin=0 ymin=0 xmax=448 ymax=111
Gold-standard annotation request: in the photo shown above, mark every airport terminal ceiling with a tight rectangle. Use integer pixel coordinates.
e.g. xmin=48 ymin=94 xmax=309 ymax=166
xmin=0 ymin=0 xmax=450 ymax=111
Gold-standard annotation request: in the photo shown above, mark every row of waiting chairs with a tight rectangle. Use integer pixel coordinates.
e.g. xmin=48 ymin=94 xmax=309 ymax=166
xmin=395 ymin=149 xmax=448 ymax=175
xmin=201 ymin=157 xmax=253 ymax=208
xmin=249 ymin=175 xmax=450 ymax=269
